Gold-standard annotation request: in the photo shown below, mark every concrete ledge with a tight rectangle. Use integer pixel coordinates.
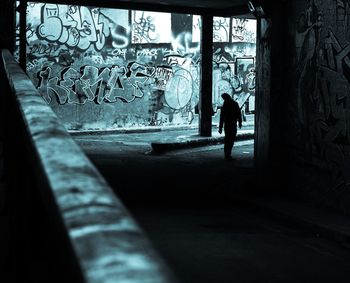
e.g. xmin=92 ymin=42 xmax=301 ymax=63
xmin=68 ymin=122 xmax=254 ymax=136
xmin=2 ymin=49 xmax=177 ymax=283
xmin=69 ymin=124 xmax=199 ymax=136
xmin=151 ymin=130 xmax=254 ymax=153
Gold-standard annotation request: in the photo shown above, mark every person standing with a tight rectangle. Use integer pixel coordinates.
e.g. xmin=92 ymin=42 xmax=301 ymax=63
xmin=218 ymin=93 xmax=242 ymax=160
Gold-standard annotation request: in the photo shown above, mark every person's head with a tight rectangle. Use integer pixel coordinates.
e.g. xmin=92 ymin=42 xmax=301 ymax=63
xmin=221 ymin=93 xmax=232 ymax=101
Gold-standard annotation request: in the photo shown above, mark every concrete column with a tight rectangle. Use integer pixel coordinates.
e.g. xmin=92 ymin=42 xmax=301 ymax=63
xmin=0 ymin=0 xmax=15 ymax=53
xmin=19 ymin=1 xmax=27 ymax=71
xmin=199 ymin=15 xmax=213 ymax=137
xmin=254 ymin=17 xmax=272 ymax=186
xmin=0 ymin=1 xmax=16 ymax=186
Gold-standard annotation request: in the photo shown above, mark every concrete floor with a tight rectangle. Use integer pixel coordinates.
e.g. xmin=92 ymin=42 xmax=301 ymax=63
xmin=74 ymin=133 xmax=255 ymax=201
xmin=130 ymin=202 xmax=350 ymax=283
xmin=74 ymin=132 xmax=350 ymax=283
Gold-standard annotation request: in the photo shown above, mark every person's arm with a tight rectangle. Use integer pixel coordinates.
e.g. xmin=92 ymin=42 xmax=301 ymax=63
xmin=219 ymin=107 xmax=224 ymax=134
xmin=237 ymin=103 xmax=242 ymax=129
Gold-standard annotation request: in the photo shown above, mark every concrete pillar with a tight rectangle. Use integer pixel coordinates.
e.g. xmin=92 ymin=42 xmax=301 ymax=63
xmin=0 ymin=2 xmax=16 ymax=274
xmin=254 ymin=17 xmax=272 ymax=187
xmin=0 ymin=0 xmax=15 ymax=53
xmin=199 ymin=15 xmax=213 ymax=137
xmin=0 ymin=1 xmax=16 ymax=184
xmin=19 ymin=1 xmax=27 ymax=71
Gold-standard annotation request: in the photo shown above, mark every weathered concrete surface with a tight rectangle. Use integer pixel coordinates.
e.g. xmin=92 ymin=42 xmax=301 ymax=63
xmin=151 ymin=129 xmax=254 ymax=153
xmin=283 ymin=0 xmax=350 ymax=215
xmin=2 ymin=49 xmax=177 ymax=283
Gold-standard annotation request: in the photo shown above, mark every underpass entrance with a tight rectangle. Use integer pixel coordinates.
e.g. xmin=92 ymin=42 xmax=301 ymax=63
xmin=16 ymin=1 xmax=269 ymax=167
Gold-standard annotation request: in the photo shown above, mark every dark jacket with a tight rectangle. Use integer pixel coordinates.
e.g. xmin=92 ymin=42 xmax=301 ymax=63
xmin=219 ymin=99 xmax=242 ymax=133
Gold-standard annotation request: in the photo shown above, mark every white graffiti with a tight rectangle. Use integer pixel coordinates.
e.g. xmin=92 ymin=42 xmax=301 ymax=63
xmin=171 ymin=32 xmax=200 ymax=56
xmin=232 ymin=18 xmax=256 ymax=43
xmin=37 ymin=4 xmax=107 ymax=51
xmin=164 ymin=68 xmax=193 ymax=109
xmin=213 ymin=17 xmax=230 ymax=42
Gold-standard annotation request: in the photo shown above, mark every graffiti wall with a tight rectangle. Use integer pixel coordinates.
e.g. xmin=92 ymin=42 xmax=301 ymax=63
xmin=212 ymin=17 xmax=256 ymax=123
xmin=22 ymin=2 xmax=201 ymax=130
xmin=290 ymin=0 xmax=350 ymax=211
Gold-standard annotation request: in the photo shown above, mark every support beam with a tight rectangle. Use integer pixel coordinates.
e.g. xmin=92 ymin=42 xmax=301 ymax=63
xmin=19 ymin=1 xmax=27 ymax=71
xmin=199 ymin=15 xmax=213 ymax=137
xmin=25 ymin=0 xmax=249 ymax=17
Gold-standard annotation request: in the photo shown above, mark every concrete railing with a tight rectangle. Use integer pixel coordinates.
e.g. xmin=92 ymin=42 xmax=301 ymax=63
xmin=1 ymin=49 xmax=176 ymax=283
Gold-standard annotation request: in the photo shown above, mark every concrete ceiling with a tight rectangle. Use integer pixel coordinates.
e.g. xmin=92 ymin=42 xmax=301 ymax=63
xmin=39 ymin=0 xmax=252 ymax=16
xmin=116 ymin=0 xmax=249 ymax=9
xmin=113 ymin=0 xmax=251 ymax=13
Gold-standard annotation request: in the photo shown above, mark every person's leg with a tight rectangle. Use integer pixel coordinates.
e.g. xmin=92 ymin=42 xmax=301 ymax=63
xmin=227 ymin=137 xmax=234 ymax=158
xmin=232 ymin=129 xmax=237 ymax=146
xmin=224 ymin=135 xmax=230 ymax=158
xmin=224 ymin=133 xmax=234 ymax=159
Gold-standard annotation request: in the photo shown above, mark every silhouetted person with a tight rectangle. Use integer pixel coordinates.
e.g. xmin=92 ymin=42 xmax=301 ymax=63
xmin=218 ymin=93 xmax=242 ymax=160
